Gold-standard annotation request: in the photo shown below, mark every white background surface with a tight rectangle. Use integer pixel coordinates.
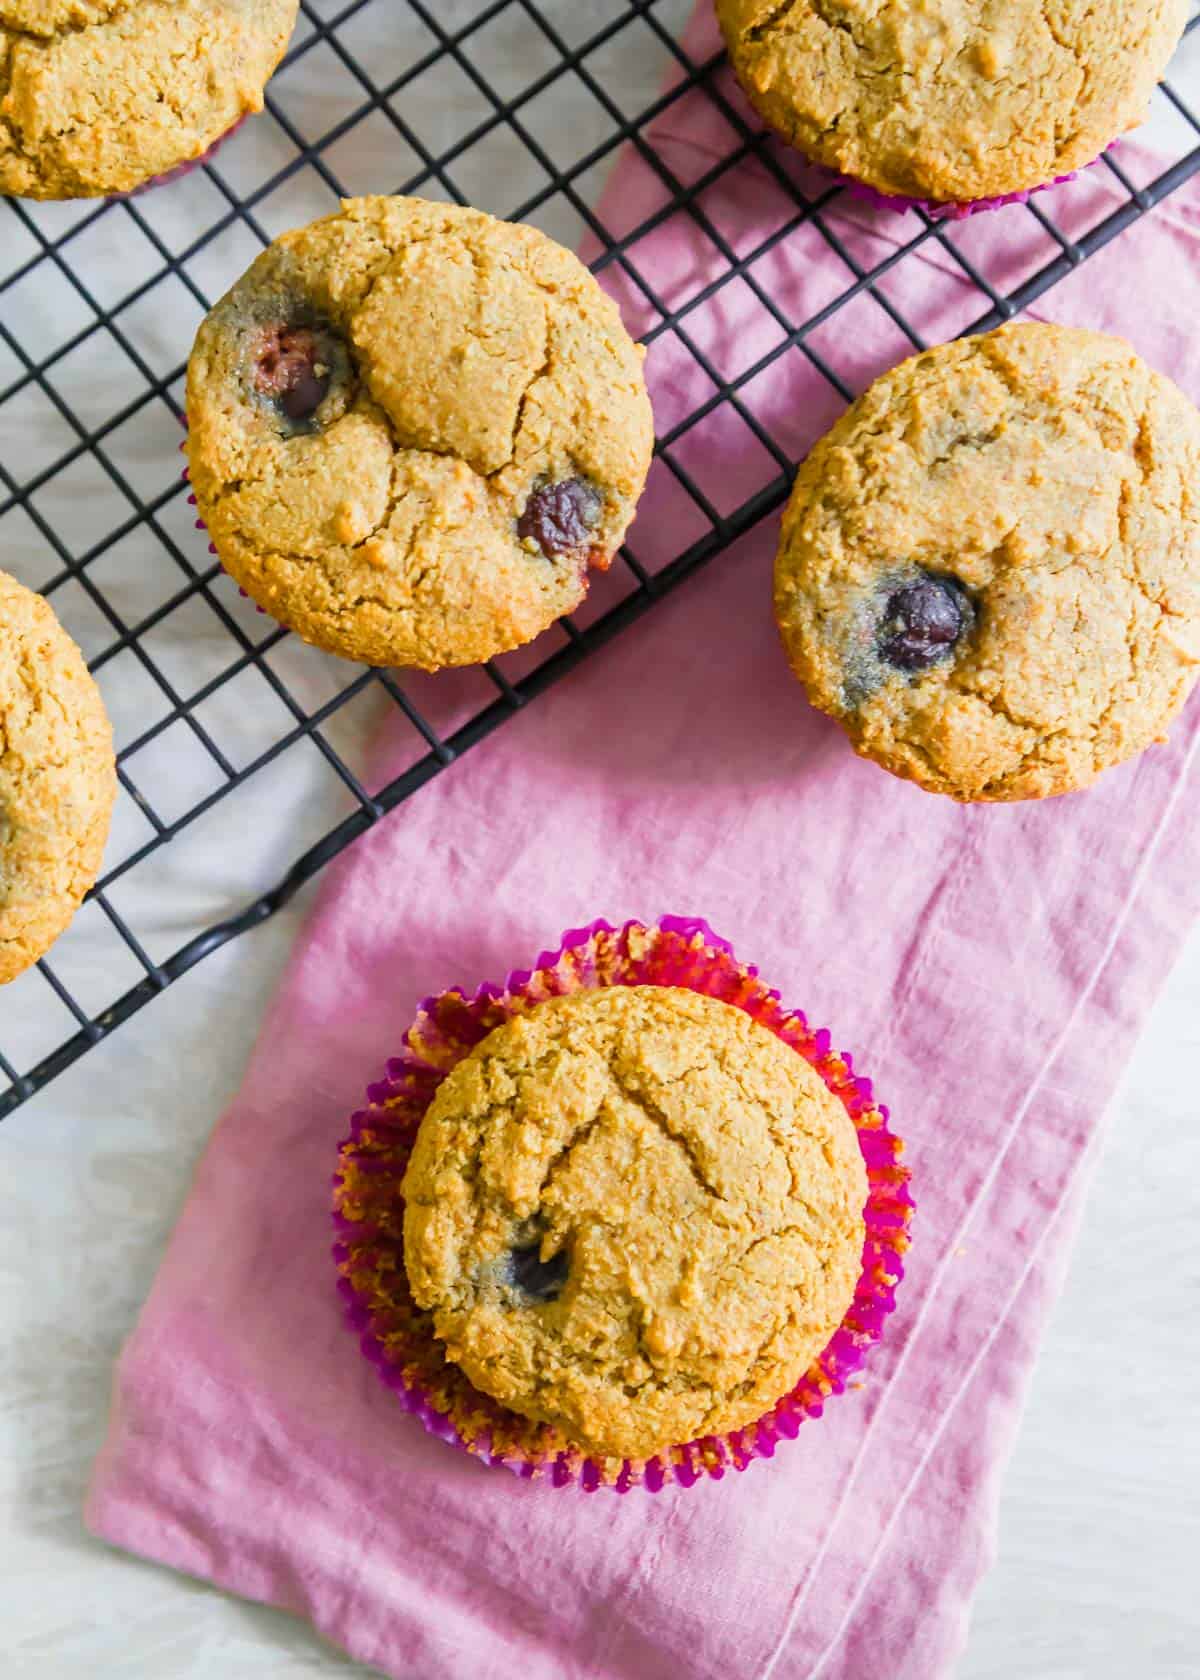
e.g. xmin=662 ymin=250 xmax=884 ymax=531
xmin=3 ymin=4 xmax=1200 ymax=1676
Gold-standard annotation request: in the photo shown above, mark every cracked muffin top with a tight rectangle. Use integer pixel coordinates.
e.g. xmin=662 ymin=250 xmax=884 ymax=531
xmin=1 ymin=569 xmax=116 ymax=984
xmin=715 ymin=0 xmax=1186 ymax=203
xmin=775 ymin=322 xmax=1200 ymax=802
xmin=402 ymin=985 xmax=867 ymax=1462
xmin=0 ymin=0 xmax=298 ymax=200
xmin=186 ymin=195 xmax=654 ymax=671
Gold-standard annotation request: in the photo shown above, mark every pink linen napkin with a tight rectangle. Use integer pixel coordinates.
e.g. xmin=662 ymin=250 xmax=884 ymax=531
xmin=86 ymin=14 xmax=1200 ymax=1678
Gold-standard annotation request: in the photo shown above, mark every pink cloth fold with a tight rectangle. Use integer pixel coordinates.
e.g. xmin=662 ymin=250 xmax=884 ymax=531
xmin=87 ymin=15 xmax=1200 ymax=1678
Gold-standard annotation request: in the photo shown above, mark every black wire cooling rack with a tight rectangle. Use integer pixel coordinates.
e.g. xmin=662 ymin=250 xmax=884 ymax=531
xmin=4 ymin=0 xmax=1200 ymax=1118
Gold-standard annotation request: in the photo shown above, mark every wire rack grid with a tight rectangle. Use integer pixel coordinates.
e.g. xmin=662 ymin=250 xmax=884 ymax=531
xmin=3 ymin=0 xmax=1200 ymax=1119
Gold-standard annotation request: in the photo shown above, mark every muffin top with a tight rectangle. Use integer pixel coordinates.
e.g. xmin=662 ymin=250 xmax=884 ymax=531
xmin=186 ymin=195 xmax=654 ymax=671
xmin=716 ymin=0 xmax=1186 ymax=203
xmin=402 ymin=985 xmax=866 ymax=1462
xmin=0 ymin=0 xmax=298 ymax=200
xmin=775 ymin=323 xmax=1200 ymax=802
xmin=0 ymin=570 xmax=116 ymax=984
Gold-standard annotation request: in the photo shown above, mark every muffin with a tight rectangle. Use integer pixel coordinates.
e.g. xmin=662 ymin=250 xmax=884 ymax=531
xmin=0 ymin=1 xmax=299 ymax=200
xmin=186 ymin=195 xmax=654 ymax=671
xmin=402 ymin=986 xmax=867 ymax=1462
xmin=774 ymin=323 xmax=1200 ymax=802
xmin=0 ymin=571 xmax=116 ymax=983
xmin=334 ymin=918 xmax=912 ymax=1489
xmin=716 ymin=0 xmax=1186 ymax=209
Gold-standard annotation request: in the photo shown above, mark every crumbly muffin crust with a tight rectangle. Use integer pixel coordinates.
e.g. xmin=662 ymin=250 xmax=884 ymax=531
xmin=716 ymin=0 xmax=1187 ymax=203
xmin=774 ymin=323 xmax=1200 ymax=802
xmin=186 ymin=195 xmax=654 ymax=671
xmin=0 ymin=570 xmax=116 ymax=983
xmin=0 ymin=0 xmax=298 ymax=200
xmin=402 ymin=985 xmax=867 ymax=1462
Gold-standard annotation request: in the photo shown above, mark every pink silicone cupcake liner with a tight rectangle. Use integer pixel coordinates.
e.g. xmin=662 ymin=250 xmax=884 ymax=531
xmin=116 ymin=116 xmax=248 ymax=200
xmin=825 ymin=145 xmax=1112 ymax=222
xmin=332 ymin=916 xmax=914 ymax=1492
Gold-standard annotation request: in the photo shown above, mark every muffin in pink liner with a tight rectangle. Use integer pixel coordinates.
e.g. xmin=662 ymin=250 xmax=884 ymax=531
xmin=714 ymin=0 xmax=1183 ymax=220
xmin=332 ymin=917 xmax=913 ymax=1492
xmin=0 ymin=2 xmax=298 ymax=202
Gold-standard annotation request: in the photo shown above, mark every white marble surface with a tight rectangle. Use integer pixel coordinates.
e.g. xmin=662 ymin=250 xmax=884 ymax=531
xmin=3 ymin=4 xmax=1200 ymax=1676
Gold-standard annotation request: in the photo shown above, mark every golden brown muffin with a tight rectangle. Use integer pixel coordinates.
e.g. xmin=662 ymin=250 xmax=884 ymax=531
xmin=0 ymin=0 xmax=299 ymax=200
xmin=402 ymin=985 xmax=867 ymax=1462
xmin=716 ymin=0 xmax=1186 ymax=204
xmin=0 ymin=570 xmax=116 ymax=983
xmin=774 ymin=323 xmax=1200 ymax=801
xmin=186 ymin=195 xmax=655 ymax=671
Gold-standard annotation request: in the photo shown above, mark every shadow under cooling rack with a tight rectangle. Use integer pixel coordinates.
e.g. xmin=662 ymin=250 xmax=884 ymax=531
xmin=4 ymin=0 xmax=1200 ymax=1116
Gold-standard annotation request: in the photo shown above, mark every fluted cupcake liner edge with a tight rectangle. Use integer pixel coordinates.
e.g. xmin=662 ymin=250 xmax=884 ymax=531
xmin=332 ymin=916 xmax=915 ymax=1493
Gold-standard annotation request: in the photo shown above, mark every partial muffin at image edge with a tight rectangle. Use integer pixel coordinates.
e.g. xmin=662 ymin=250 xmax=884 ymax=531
xmin=185 ymin=195 xmax=655 ymax=672
xmin=774 ymin=321 xmax=1200 ymax=803
xmin=0 ymin=570 xmax=116 ymax=985
xmin=0 ymin=0 xmax=300 ymax=200
xmin=715 ymin=0 xmax=1187 ymax=208
xmin=333 ymin=918 xmax=913 ymax=1489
